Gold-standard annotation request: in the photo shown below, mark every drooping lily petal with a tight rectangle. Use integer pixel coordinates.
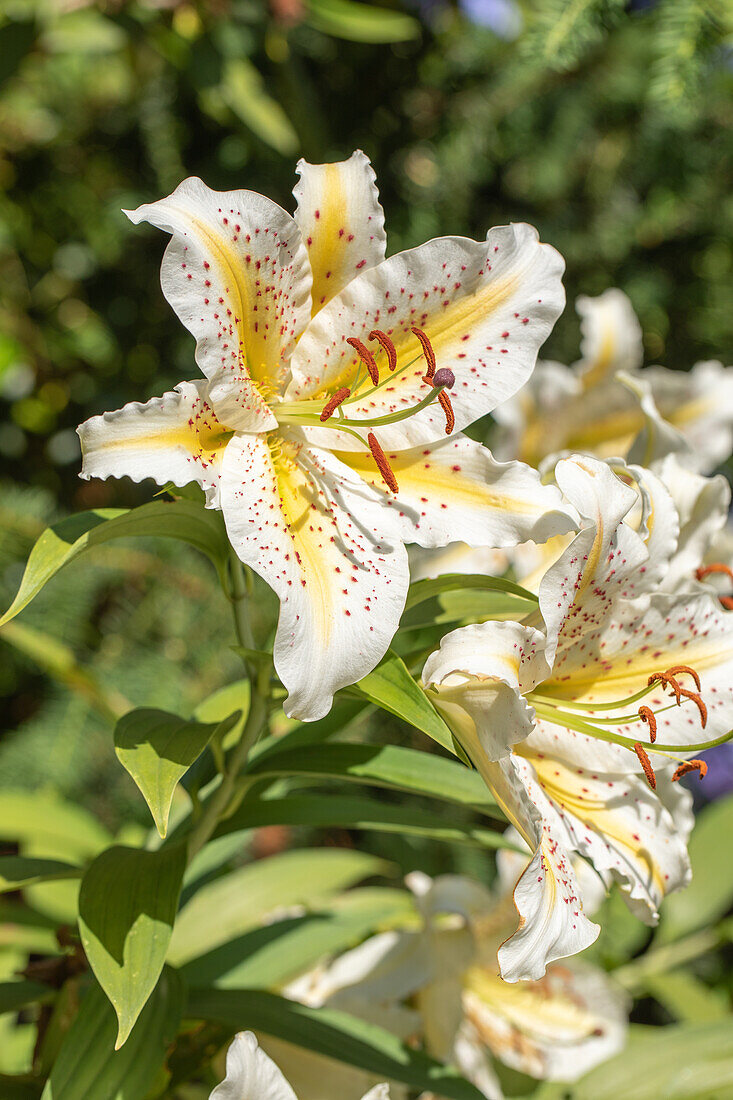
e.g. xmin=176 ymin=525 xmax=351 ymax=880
xmin=338 ymin=434 xmax=577 ymax=549
xmin=423 ymin=620 xmax=550 ymax=760
xmin=77 ymin=380 xmax=231 ymax=507
xmin=515 ymin=729 xmax=694 ymax=923
xmin=125 ymin=177 xmax=312 ymax=427
xmin=293 ymin=150 xmax=387 ymax=315
xmin=287 ymin=223 xmax=565 ymax=452
xmin=575 ymin=289 xmax=643 ymax=389
xmin=219 ymin=431 xmax=409 ymax=720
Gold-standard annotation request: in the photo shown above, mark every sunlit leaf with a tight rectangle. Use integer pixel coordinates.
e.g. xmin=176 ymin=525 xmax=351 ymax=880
xmin=306 ymin=0 xmax=419 ymax=43
xmin=351 ymin=649 xmax=455 ymax=752
xmin=0 ymin=857 xmax=81 ymax=895
xmin=78 ymin=845 xmax=186 ymax=1048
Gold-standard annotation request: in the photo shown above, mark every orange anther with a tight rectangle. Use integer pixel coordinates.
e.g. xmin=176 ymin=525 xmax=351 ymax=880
xmin=438 ymin=390 xmax=455 ymax=435
xmin=367 ymin=432 xmax=399 ymax=494
xmin=638 ymin=706 xmax=657 ymax=743
xmin=678 ymin=688 xmax=708 ymax=729
xmin=633 ymin=742 xmax=657 ymax=790
xmin=648 ymin=672 xmax=682 ymax=705
xmin=347 ymin=337 xmax=379 ymax=386
xmin=411 ymin=327 xmax=436 ymax=380
xmin=320 ymin=387 xmax=350 ymax=421
xmin=369 ymin=329 xmax=397 ymax=372
xmin=696 ymin=562 xmax=733 ymax=583
xmin=665 ymin=665 xmax=701 ymax=691
xmin=672 ymin=759 xmax=708 ymax=782
xmin=722 ymin=596 xmax=733 ymax=610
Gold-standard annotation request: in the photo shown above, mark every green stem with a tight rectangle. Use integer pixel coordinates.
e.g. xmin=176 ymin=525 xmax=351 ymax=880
xmin=532 ymin=702 xmax=733 ymax=756
xmin=228 ymin=551 xmax=255 ymax=651
xmin=613 ymin=927 xmax=723 ymax=992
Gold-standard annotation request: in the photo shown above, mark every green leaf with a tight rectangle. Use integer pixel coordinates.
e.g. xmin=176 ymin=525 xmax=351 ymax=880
xmin=0 ymin=1075 xmax=41 ymax=1100
xmin=214 ymin=792 xmax=512 ymax=850
xmin=405 ymin=572 xmax=538 ymax=611
xmin=1 ymin=500 xmax=229 ymax=627
xmin=250 ymin=699 xmax=367 ymax=764
xmin=657 ymin=794 xmax=733 ymax=943
xmin=114 ymin=709 xmax=240 ymax=837
xmin=0 ymin=20 xmax=36 ymax=91
xmin=243 ymin=742 xmax=498 ymax=813
xmin=182 ymin=886 xmax=415 ymax=989
xmin=187 ymin=987 xmax=484 ymax=1100
xmin=220 ymin=58 xmax=298 ymax=155
xmin=0 ymin=981 xmax=53 ymax=1017
xmin=78 ymin=844 xmax=187 ymax=1048
xmin=168 ymin=848 xmax=387 ymax=966
xmin=351 ymin=650 xmax=455 ymax=752
xmin=0 ymin=791 xmax=111 ymax=862
xmin=0 ymin=857 xmax=81 ymax=894
xmin=306 ymin=0 xmax=419 ymax=43
xmin=643 ymin=971 xmax=729 ymax=1023
xmin=559 ymin=1020 xmax=733 ymax=1100
xmin=40 ymin=968 xmax=182 ymax=1100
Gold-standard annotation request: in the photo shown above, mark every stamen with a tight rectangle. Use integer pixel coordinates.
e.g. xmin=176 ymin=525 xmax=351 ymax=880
xmin=320 ymin=387 xmax=351 ymax=422
xmin=438 ymin=391 xmax=455 ymax=435
xmin=638 ymin=706 xmax=657 ymax=743
xmin=678 ymin=687 xmax=707 ymax=729
xmin=672 ymin=759 xmax=708 ymax=782
xmin=369 ymin=329 xmax=397 ymax=372
xmin=696 ymin=562 xmax=733 ymax=583
xmin=722 ymin=597 xmax=733 ymax=610
xmin=633 ymin=742 xmax=657 ymax=790
xmin=347 ymin=337 xmax=379 ymax=386
xmin=665 ymin=665 xmax=701 ymax=691
xmin=411 ymin=327 xmax=436 ymax=380
xmin=648 ymin=672 xmax=682 ymax=705
xmin=367 ymin=432 xmax=399 ymax=493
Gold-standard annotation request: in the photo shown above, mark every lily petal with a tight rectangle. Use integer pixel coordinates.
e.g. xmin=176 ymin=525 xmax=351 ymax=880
xmin=338 ymin=435 xmax=576 ymax=550
xmin=575 ymin=289 xmax=643 ymax=389
xmin=293 ymin=151 xmax=387 ymax=315
xmin=220 ymin=431 xmax=409 ymax=720
xmin=655 ymin=454 xmax=731 ymax=592
xmin=539 ymin=455 xmax=649 ymax=663
xmin=487 ymin=754 xmax=599 ymax=982
xmin=210 ymin=1031 xmax=298 ymax=1100
xmin=287 ymin=223 xmax=565 ymax=451
xmin=516 ymin=730 xmax=694 ymax=923
xmin=423 ymin=620 xmax=551 ymax=759
xmin=461 ymin=958 xmax=628 ymax=1082
xmin=77 ymin=381 xmax=230 ymax=506
xmin=125 ymin=177 xmax=312 ymax=428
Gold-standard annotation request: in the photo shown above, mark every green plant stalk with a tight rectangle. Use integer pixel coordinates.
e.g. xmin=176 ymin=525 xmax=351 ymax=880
xmin=612 ymin=926 xmax=724 ymax=992
xmin=186 ymin=549 xmax=269 ymax=861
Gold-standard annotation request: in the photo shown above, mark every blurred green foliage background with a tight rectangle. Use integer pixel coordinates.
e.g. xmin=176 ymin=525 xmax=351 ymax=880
xmin=0 ymin=0 xmax=731 ymax=816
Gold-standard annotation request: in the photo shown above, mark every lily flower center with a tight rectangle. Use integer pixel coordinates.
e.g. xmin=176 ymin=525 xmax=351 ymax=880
xmin=274 ymin=328 xmax=456 ymax=492
xmin=528 ymin=664 xmax=726 ymax=790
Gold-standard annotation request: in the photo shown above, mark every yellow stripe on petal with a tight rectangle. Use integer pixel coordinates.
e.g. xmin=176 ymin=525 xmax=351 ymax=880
xmin=293 ymin=151 xmax=387 ymax=315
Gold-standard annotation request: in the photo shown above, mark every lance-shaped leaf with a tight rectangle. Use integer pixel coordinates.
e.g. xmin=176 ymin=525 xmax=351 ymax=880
xmin=306 ymin=0 xmax=419 ymax=42
xmin=78 ymin=844 xmax=187 ymax=1048
xmin=168 ymin=848 xmax=387 ymax=966
xmin=405 ymin=571 xmax=538 ymax=611
xmin=351 ymin=650 xmax=455 ymax=752
xmin=243 ymin=742 xmax=497 ymax=813
xmin=114 ymin=708 xmax=241 ymax=837
xmin=1 ymin=499 xmax=229 ymax=627
xmin=0 ymin=980 xmax=53 ymax=1017
xmin=187 ymin=987 xmax=485 ymax=1100
xmin=40 ymin=968 xmax=182 ymax=1100
xmin=0 ymin=856 xmax=81 ymax=894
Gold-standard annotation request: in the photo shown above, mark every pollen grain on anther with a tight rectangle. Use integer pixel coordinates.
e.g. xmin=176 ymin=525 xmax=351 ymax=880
xmin=411 ymin=326 xmax=436 ymax=380
xmin=648 ymin=671 xmax=682 ymax=705
xmin=678 ymin=687 xmax=708 ymax=729
xmin=320 ymin=387 xmax=350 ymax=421
xmin=672 ymin=759 xmax=708 ymax=782
xmin=347 ymin=337 xmax=379 ymax=386
xmin=369 ymin=329 xmax=397 ymax=372
xmin=633 ymin=742 xmax=657 ymax=790
xmin=367 ymin=431 xmax=399 ymax=494
xmin=638 ymin=706 xmax=657 ymax=743
xmin=438 ymin=391 xmax=455 ymax=435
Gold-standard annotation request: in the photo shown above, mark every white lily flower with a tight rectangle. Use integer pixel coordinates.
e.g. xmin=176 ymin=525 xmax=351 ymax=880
xmin=492 ymin=289 xmax=733 ymax=473
xmin=210 ymin=1031 xmax=389 ymax=1100
xmin=423 ymin=454 xmax=733 ymax=978
xmin=282 ymin=870 xmax=627 ymax=1096
xmin=77 ymin=151 xmax=573 ymax=720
